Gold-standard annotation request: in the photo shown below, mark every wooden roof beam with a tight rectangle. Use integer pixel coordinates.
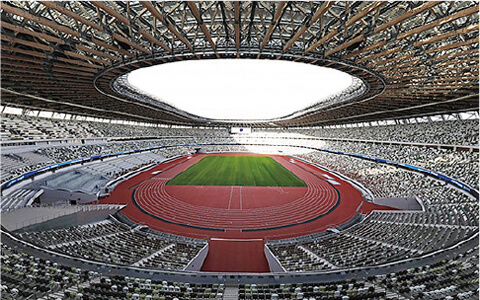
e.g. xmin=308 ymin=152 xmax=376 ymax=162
xmin=38 ymin=1 xmax=102 ymax=31
xmin=414 ymin=24 xmax=479 ymax=48
xmin=1 ymin=60 xmax=94 ymax=77
xmin=2 ymin=22 xmax=63 ymax=45
xmin=140 ymin=1 xmax=192 ymax=51
xmin=63 ymin=49 xmax=111 ymax=65
xmin=342 ymin=2 xmax=444 ymax=60
xmin=373 ymin=1 xmax=443 ymax=34
xmin=260 ymin=1 xmax=287 ymax=51
xmin=397 ymin=5 xmax=479 ymax=40
xmin=111 ymin=32 xmax=152 ymax=55
xmin=93 ymin=1 xmax=171 ymax=53
xmin=1 ymin=66 xmax=88 ymax=79
xmin=366 ymin=53 xmax=415 ymax=68
xmin=38 ymin=1 xmax=134 ymax=58
xmin=342 ymin=40 xmax=386 ymax=60
xmin=75 ymin=44 xmax=122 ymax=62
xmin=355 ymin=46 xmax=401 ymax=64
xmin=351 ymin=22 xmax=477 ymax=66
xmin=306 ymin=2 xmax=384 ymax=53
xmin=1 ymin=45 xmax=103 ymax=71
xmin=283 ymin=1 xmax=332 ymax=52
xmin=1 ymin=34 xmax=52 ymax=52
xmin=434 ymin=48 xmax=478 ymax=61
xmin=234 ymin=1 xmax=241 ymax=51
xmin=324 ymin=34 xmax=364 ymax=57
xmin=1 ymin=88 xmax=159 ymax=122
xmin=2 ymin=35 xmax=107 ymax=66
xmin=2 ymin=21 xmax=121 ymax=62
xmin=4 ymin=77 xmax=93 ymax=88
xmin=374 ymin=58 xmax=424 ymax=71
xmin=186 ymin=1 xmax=216 ymax=50
xmin=425 ymin=37 xmax=479 ymax=54
xmin=2 ymin=77 xmax=94 ymax=86
xmin=2 ymin=3 xmax=125 ymax=62
xmin=345 ymin=2 xmax=385 ymax=28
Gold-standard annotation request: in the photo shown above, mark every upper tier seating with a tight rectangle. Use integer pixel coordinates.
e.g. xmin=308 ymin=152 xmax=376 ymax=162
xmin=2 ymin=114 xmax=478 ymax=146
xmin=259 ymin=118 xmax=479 ymax=146
xmin=300 ymin=143 xmax=479 ymax=191
xmin=1 ymin=114 xmax=230 ymax=141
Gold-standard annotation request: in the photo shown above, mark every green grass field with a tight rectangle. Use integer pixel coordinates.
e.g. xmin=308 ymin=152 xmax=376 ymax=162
xmin=167 ymin=156 xmax=306 ymax=187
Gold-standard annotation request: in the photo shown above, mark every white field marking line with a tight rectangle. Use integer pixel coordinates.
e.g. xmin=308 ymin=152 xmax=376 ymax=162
xmin=228 ymin=186 xmax=234 ymax=210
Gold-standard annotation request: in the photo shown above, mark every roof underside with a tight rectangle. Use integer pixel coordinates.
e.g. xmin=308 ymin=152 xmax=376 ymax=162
xmin=1 ymin=1 xmax=478 ymax=128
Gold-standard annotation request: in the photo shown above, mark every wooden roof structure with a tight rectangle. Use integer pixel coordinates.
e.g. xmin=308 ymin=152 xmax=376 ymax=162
xmin=1 ymin=1 xmax=478 ymax=127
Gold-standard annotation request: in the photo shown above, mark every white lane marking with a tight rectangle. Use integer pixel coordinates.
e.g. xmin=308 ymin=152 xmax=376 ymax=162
xmin=228 ymin=186 xmax=233 ymax=209
xmin=239 ymin=186 xmax=243 ymax=210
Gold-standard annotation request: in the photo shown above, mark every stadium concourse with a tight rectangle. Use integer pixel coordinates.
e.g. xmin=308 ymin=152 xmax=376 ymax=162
xmin=1 ymin=1 xmax=479 ymax=299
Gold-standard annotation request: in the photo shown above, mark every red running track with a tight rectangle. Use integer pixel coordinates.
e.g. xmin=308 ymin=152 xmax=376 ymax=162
xmin=201 ymin=239 xmax=269 ymax=273
xmin=133 ymin=155 xmax=338 ymax=231
xmin=100 ymin=153 xmax=395 ymax=272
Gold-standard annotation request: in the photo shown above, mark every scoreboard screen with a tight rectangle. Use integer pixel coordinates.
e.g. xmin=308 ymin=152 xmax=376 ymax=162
xmin=230 ymin=127 xmax=252 ymax=134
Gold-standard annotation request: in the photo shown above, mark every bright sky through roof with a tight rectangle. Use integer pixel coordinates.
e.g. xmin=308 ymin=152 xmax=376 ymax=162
xmin=128 ymin=59 xmax=354 ymax=120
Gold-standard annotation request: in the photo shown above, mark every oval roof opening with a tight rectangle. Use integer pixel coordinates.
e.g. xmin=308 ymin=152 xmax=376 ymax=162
xmin=127 ymin=59 xmax=355 ymax=120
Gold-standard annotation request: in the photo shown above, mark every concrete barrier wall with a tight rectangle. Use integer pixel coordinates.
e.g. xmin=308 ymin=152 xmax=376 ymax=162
xmin=184 ymin=244 xmax=209 ymax=271
xmin=264 ymin=245 xmax=286 ymax=273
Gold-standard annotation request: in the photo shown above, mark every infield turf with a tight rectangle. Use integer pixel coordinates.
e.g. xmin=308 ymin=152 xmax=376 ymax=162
xmin=167 ymin=156 xmax=307 ymax=187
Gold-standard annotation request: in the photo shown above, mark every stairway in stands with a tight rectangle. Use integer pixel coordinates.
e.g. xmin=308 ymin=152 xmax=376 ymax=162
xmin=223 ymin=284 xmax=239 ymax=300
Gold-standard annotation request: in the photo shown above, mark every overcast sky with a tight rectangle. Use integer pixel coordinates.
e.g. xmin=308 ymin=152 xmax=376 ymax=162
xmin=128 ymin=59 xmax=353 ymax=120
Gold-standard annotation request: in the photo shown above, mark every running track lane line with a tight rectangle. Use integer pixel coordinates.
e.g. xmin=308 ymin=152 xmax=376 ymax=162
xmin=228 ymin=186 xmax=233 ymax=210
xmin=139 ymin=179 xmax=333 ymax=225
xmin=134 ymin=164 xmax=338 ymax=228
xmin=241 ymin=183 xmax=341 ymax=232
xmin=131 ymin=189 xmax=226 ymax=232
xmin=135 ymin=180 xmax=333 ymax=226
xmin=240 ymin=186 xmax=242 ymax=210
xmin=132 ymin=181 xmax=341 ymax=232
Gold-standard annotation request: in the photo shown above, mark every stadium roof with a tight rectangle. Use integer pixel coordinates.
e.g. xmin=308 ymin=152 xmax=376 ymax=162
xmin=1 ymin=1 xmax=479 ymax=127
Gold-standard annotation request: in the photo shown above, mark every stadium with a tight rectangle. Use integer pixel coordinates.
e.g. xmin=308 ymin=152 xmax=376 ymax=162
xmin=0 ymin=1 xmax=479 ymax=299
